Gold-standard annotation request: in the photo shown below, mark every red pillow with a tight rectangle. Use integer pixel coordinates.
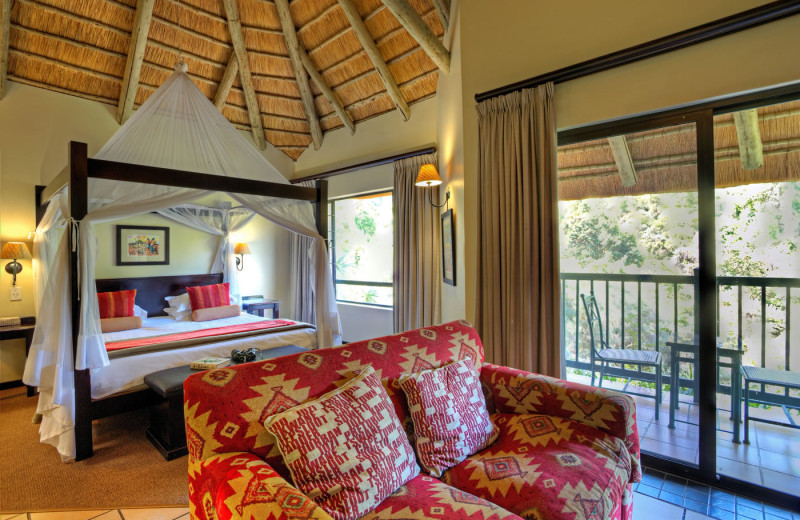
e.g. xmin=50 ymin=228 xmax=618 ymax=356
xmin=186 ymin=283 xmax=230 ymax=311
xmin=97 ymin=290 xmax=137 ymax=320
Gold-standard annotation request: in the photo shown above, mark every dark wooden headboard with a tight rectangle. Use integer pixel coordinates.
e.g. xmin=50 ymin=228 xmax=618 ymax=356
xmin=95 ymin=273 xmax=224 ymax=317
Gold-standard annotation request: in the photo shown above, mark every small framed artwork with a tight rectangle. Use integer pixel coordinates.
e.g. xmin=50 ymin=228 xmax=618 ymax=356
xmin=115 ymin=225 xmax=170 ymax=266
xmin=441 ymin=209 xmax=456 ymax=286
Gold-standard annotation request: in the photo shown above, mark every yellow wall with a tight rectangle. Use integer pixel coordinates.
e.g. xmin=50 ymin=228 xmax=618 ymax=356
xmin=458 ymin=1 xmax=800 ymax=322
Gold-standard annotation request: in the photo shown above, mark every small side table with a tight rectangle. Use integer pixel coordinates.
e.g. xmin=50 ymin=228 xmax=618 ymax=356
xmin=242 ymin=298 xmax=280 ymax=319
xmin=0 ymin=317 xmax=36 ymax=397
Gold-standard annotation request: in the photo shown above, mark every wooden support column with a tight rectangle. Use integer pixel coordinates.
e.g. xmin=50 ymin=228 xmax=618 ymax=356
xmin=221 ymin=0 xmax=267 ymax=150
xmin=69 ymin=141 xmax=93 ymax=461
xmin=1 ymin=0 xmax=12 ymax=100
xmin=380 ymin=0 xmax=450 ymax=74
xmin=733 ymin=108 xmax=764 ymax=170
xmin=214 ymin=53 xmax=238 ymax=110
xmin=337 ymin=0 xmax=410 ymax=120
xmin=275 ymin=0 xmax=323 ymax=149
xmin=607 ymin=135 xmax=638 ymax=188
xmin=315 ymin=179 xmax=328 ymax=246
xmin=297 ymin=46 xmax=355 ymax=134
xmin=116 ymin=0 xmax=155 ymax=124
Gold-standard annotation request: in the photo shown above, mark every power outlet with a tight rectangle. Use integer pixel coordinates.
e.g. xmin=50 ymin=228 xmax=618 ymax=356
xmin=9 ymin=286 xmax=22 ymax=301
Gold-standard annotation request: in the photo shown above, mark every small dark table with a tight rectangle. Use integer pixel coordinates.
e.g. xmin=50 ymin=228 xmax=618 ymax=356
xmin=0 ymin=317 xmax=36 ymax=397
xmin=241 ymin=298 xmax=280 ymax=318
xmin=143 ymin=345 xmax=307 ymax=460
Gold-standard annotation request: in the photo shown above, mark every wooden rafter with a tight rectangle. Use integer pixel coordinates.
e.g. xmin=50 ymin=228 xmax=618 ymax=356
xmin=607 ymin=135 xmax=637 ymax=187
xmin=337 ymin=0 xmax=410 ymax=121
xmin=116 ymin=0 xmax=155 ymax=124
xmin=431 ymin=0 xmax=449 ymax=31
xmin=275 ymin=0 xmax=323 ymax=150
xmin=214 ymin=52 xmax=238 ymax=109
xmin=381 ymin=0 xmax=450 ymax=74
xmin=733 ymin=108 xmax=764 ymax=170
xmin=297 ymin=45 xmax=355 ymax=135
xmin=0 ymin=0 xmax=11 ymax=100
xmin=221 ymin=0 xmax=267 ymax=150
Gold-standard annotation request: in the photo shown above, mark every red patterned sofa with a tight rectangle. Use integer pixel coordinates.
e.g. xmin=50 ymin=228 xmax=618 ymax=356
xmin=184 ymin=320 xmax=641 ymax=520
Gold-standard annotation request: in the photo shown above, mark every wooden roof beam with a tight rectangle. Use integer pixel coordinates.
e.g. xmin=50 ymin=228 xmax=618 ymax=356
xmin=337 ymin=0 xmax=410 ymax=121
xmin=298 ymin=46 xmax=355 ymax=135
xmin=116 ymin=0 xmax=155 ymax=124
xmin=214 ymin=52 xmax=238 ymax=109
xmin=733 ymin=108 xmax=764 ymax=170
xmin=221 ymin=0 xmax=267 ymax=150
xmin=380 ymin=0 xmax=450 ymax=74
xmin=607 ymin=135 xmax=637 ymax=187
xmin=275 ymin=0 xmax=323 ymax=150
xmin=431 ymin=0 xmax=449 ymax=31
xmin=0 ymin=0 xmax=11 ymax=100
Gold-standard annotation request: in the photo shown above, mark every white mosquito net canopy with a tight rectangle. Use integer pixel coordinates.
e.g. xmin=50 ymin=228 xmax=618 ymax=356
xmin=24 ymin=63 xmax=340 ymax=461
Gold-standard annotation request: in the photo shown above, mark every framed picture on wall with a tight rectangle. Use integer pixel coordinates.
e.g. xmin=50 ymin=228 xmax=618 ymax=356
xmin=115 ymin=225 xmax=170 ymax=266
xmin=441 ymin=209 xmax=456 ymax=286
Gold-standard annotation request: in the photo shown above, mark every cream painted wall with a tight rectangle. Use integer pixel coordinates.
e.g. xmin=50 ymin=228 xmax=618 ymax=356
xmin=459 ymin=1 xmax=800 ymax=323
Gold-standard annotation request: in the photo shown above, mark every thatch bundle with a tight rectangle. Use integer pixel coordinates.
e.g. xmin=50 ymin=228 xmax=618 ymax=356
xmin=6 ymin=0 xmax=446 ymax=160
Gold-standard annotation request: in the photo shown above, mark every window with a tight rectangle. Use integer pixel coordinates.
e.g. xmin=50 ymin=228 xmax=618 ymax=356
xmin=328 ymin=191 xmax=393 ymax=307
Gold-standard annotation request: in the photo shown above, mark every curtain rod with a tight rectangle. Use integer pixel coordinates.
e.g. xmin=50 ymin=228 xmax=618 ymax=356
xmin=474 ymin=0 xmax=800 ymax=103
xmin=291 ymin=146 xmax=436 ymax=184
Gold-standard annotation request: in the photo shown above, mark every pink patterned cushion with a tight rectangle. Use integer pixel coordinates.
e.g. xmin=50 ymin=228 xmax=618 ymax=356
xmin=399 ymin=358 xmax=499 ymax=477
xmin=264 ymin=366 xmax=419 ymax=520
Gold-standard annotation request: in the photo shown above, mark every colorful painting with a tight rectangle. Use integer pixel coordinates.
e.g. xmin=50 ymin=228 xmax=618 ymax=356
xmin=116 ymin=225 xmax=170 ymax=265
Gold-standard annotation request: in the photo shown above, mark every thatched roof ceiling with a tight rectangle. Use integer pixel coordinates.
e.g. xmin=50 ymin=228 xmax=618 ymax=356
xmin=2 ymin=0 xmax=450 ymax=160
xmin=558 ymin=100 xmax=800 ymax=200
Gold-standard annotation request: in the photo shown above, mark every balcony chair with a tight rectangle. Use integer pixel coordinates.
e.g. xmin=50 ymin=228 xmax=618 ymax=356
xmin=581 ymin=291 xmax=663 ymax=419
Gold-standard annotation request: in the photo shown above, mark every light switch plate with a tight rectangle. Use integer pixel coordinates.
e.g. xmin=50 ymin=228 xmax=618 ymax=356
xmin=9 ymin=286 xmax=22 ymax=301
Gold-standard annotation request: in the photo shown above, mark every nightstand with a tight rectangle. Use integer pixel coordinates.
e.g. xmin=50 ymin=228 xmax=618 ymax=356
xmin=241 ymin=298 xmax=280 ymax=318
xmin=0 ymin=317 xmax=36 ymax=396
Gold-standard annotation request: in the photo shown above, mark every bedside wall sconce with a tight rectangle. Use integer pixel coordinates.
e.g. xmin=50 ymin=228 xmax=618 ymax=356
xmin=234 ymin=243 xmax=251 ymax=271
xmin=415 ymin=163 xmax=450 ymax=209
xmin=1 ymin=242 xmax=32 ymax=286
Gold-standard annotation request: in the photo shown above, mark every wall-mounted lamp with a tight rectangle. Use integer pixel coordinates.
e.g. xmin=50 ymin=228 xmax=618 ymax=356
xmin=1 ymin=242 xmax=32 ymax=286
xmin=234 ymin=243 xmax=251 ymax=271
xmin=415 ymin=163 xmax=450 ymax=209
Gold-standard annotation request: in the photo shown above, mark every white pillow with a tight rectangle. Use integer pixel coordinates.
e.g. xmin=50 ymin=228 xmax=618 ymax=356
xmin=133 ymin=304 xmax=148 ymax=319
xmin=163 ymin=306 xmax=191 ymax=321
xmin=164 ymin=293 xmax=191 ymax=313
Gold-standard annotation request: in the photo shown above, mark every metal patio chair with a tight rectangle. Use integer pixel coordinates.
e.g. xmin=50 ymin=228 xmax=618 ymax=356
xmin=581 ymin=291 xmax=663 ymax=419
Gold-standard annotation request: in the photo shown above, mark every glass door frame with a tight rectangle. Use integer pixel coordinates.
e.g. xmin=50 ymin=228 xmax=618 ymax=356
xmin=557 ymin=81 xmax=800 ymax=511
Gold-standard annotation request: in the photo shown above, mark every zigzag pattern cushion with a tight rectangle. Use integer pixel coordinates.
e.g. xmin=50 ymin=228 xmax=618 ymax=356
xmin=186 ymin=282 xmax=230 ymax=311
xmin=264 ymin=366 xmax=419 ymax=520
xmin=97 ymin=289 xmax=136 ymax=319
xmin=400 ymin=358 xmax=499 ymax=477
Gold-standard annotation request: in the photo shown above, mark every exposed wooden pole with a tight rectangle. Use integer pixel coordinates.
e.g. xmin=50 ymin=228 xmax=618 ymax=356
xmin=221 ymin=0 xmax=267 ymax=150
xmin=0 ymin=0 xmax=11 ymax=100
xmin=431 ymin=0 xmax=449 ymax=31
xmin=297 ymin=46 xmax=355 ymax=134
xmin=116 ymin=0 xmax=155 ymax=124
xmin=380 ymin=0 xmax=449 ymax=74
xmin=214 ymin=52 xmax=238 ymax=109
xmin=337 ymin=0 xmax=410 ymax=121
xmin=733 ymin=108 xmax=764 ymax=170
xmin=275 ymin=0 xmax=323 ymax=149
xmin=607 ymin=135 xmax=637 ymax=187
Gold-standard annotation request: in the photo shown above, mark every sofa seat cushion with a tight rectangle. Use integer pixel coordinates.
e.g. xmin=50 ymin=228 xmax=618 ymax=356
xmin=440 ymin=413 xmax=634 ymax=520
xmin=360 ymin=474 xmax=522 ymax=520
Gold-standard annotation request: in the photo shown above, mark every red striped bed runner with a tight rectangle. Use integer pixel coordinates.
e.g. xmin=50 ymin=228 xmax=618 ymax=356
xmin=106 ymin=319 xmax=297 ymax=351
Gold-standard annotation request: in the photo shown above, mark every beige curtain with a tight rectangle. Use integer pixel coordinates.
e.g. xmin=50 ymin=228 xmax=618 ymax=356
xmin=475 ymin=83 xmax=561 ymax=376
xmin=393 ymin=152 xmax=442 ymax=332
xmin=289 ymin=180 xmax=316 ymax=324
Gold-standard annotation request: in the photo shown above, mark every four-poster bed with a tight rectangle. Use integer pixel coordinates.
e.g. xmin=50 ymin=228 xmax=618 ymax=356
xmin=32 ymin=141 xmax=330 ymax=461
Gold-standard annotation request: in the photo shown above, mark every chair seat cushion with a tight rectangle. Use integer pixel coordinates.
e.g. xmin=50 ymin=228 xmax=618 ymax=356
xmin=360 ymin=474 xmax=522 ymax=520
xmin=597 ymin=349 xmax=660 ymax=364
xmin=440 ymin=413 xmax=634 ymax=520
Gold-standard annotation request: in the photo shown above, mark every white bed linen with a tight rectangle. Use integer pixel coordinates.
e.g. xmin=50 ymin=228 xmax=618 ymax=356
xmin=91 ymin=314 xmax=315 ymax=399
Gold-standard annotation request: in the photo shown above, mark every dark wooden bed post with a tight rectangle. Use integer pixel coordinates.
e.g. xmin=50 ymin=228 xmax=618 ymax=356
xmin=315 ymin=179 xmax=328 ymax=249
xmin=69 ymin=141 xmax=93 ymax=461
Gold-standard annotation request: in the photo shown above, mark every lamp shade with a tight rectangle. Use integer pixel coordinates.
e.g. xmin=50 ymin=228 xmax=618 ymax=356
xmin=234 ymin=243 xmax=251 ymax=255
xmin=415 ymin=164 xmax=442 ymax=187
xmin=1 ymin=242 xmax=32 ymax=260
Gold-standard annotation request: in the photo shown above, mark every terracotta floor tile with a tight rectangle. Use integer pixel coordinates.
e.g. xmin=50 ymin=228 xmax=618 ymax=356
xmin=30 ymin=511 xmax=112 ymax=520
xmin=118 ymin=508 xmax=189 ymax=520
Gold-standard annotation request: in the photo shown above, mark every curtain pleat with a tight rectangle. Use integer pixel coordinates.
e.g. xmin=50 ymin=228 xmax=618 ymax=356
xmin=393 ymin=152 xmax=442 ymax=332
xmin=475 ymin=83 xmax=560 ymax=376
xmin=289 ymin=180 xmax=317 ymax=325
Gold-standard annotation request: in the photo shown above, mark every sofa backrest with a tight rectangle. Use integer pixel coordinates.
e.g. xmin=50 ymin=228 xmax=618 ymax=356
xmin=184 ymin=320 xmax=484 ymax=477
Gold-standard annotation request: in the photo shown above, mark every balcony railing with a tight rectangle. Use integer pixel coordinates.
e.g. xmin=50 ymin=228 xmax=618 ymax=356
xmin=560 ymin=272 xmax=800 ymax=408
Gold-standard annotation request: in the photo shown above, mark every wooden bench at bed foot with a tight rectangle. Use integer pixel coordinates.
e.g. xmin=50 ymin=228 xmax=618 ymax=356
xmin=143 ymin=345 xmax=308 ymax=460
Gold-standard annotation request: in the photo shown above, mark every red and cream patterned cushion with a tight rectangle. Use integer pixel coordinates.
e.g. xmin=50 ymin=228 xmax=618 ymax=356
xmin=97 ymin=289 xmax=136 ymax=319
xmin=186 ymin=283 xmax=230 ymax=311
xmin=399 ymin=358 xmax=498 ymax=477
xmin=264 ymin=366 xmax=419 ymax=520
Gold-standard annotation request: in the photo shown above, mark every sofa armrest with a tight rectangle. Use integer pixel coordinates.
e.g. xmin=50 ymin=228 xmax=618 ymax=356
xmin=189 ymin=451 xmax=334 ymax=520
xmin=481 ymin=363 xmax=641 ymax=482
